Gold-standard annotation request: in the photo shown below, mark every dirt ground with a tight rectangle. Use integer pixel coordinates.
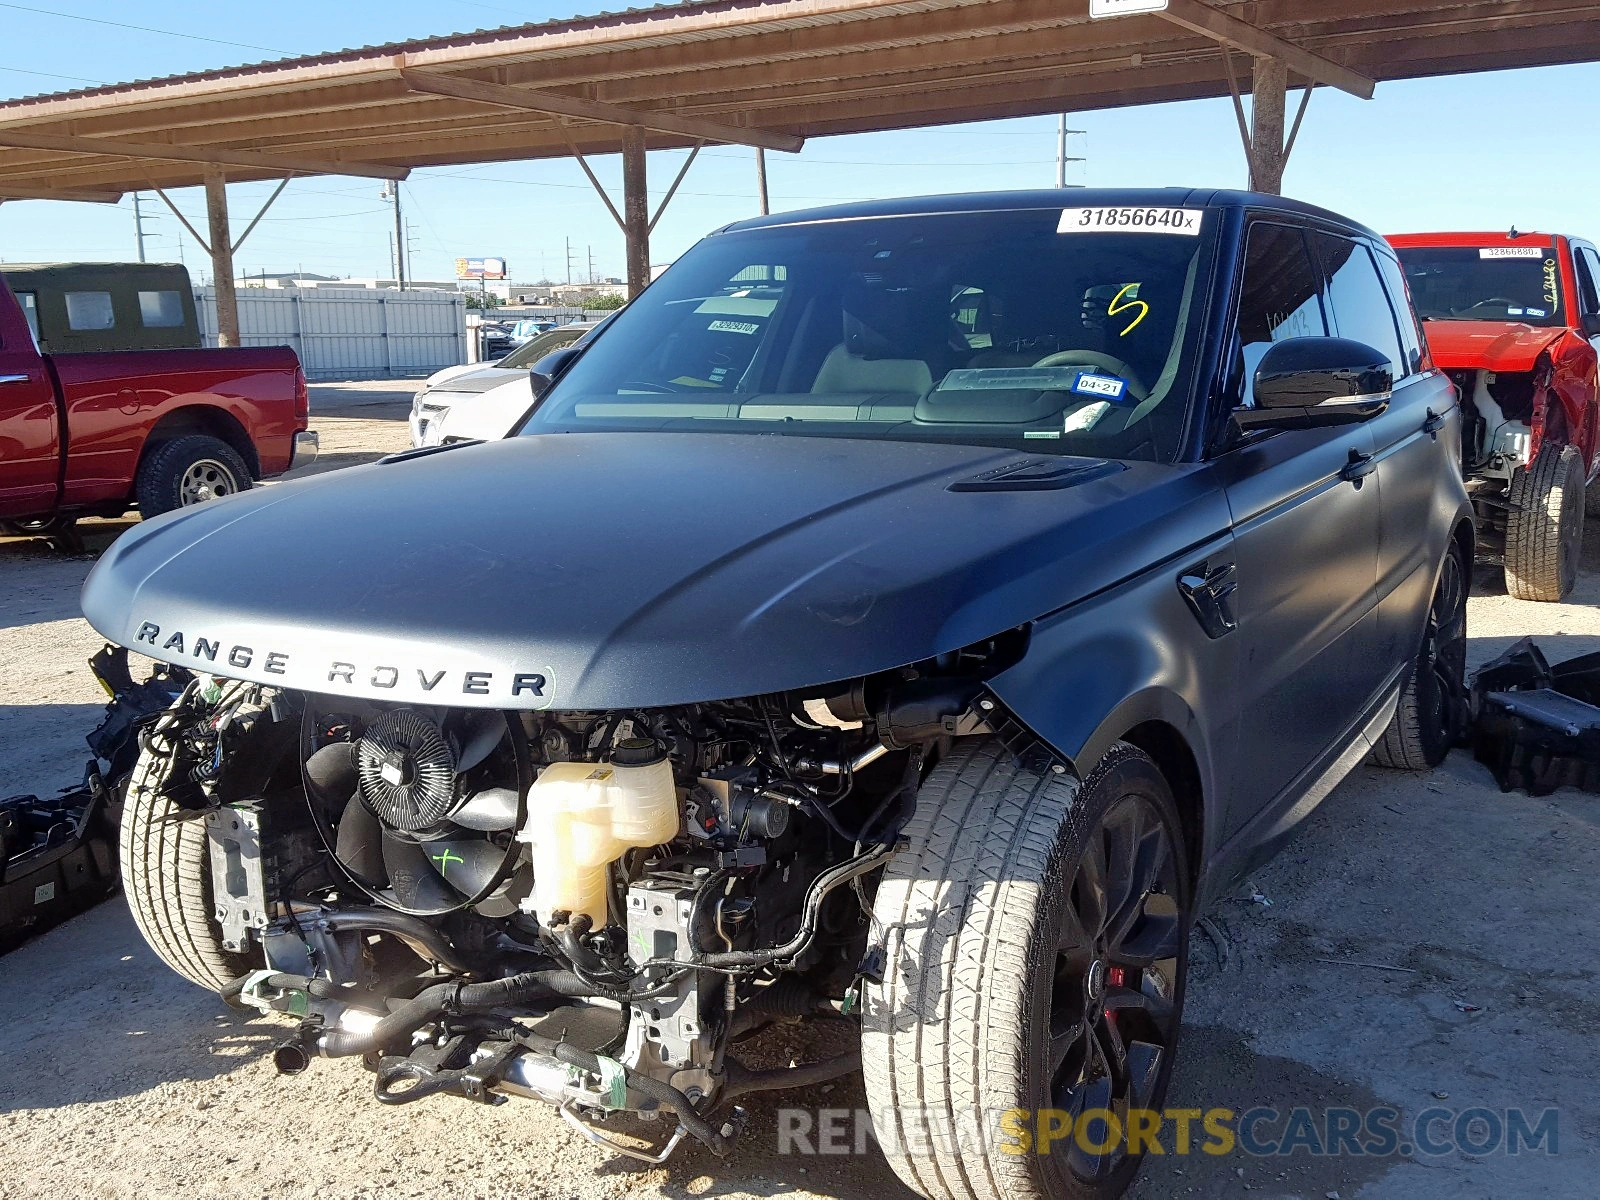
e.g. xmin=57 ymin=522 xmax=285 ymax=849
xmin=1 ymin=387 xmax=1596 ymax=1199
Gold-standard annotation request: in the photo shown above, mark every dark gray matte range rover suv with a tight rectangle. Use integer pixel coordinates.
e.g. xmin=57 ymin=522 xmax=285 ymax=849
xmin=83 ymin=189 xmax=1470 ymax=1199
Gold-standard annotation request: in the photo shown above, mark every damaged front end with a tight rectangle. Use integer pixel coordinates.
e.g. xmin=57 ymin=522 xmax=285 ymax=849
xmin=128 ymin=633 xmax=1026 ymax=1161
xmin=1453 ymin=364 xmax=1546 ymax=559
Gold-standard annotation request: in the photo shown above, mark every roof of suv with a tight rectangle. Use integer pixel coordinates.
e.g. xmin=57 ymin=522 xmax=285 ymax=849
xmin=1387 ymin=231 xmax=1563 ymax=247
xmin=718 ymin=188 xmax=1383 ymax=243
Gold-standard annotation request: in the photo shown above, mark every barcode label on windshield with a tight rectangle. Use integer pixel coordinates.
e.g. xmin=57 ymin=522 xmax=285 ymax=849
xmin=1059 ymin=206 xmax=1203 ymax=235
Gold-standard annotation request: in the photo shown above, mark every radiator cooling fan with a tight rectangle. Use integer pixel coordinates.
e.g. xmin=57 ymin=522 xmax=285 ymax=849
xmin=301 ymin=705 xmax=528 ymax=917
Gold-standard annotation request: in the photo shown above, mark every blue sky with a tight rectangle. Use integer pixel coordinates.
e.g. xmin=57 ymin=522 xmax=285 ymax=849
xmin=1 ymin=0 xmax=1597 ymax=285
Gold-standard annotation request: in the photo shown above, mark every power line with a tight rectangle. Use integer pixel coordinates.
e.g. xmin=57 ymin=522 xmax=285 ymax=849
xmin=0 ymin=3 xmax=291 ymax=55
xmin=0 ymin=64 xmax=108 ymax=85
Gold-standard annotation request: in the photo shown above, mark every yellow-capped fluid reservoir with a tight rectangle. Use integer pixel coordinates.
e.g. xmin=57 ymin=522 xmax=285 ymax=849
xmin=516 ymin=738 xmax=679 ymax=926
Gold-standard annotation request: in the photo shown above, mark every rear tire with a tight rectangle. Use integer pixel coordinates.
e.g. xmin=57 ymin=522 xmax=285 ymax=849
xmin=120 ymin=732 xmax=256 ymax=991
xmin=862 ymin=740 xmax=1189 ymax=1200
xmin=1372 ymin=537 xmax=1469 ymax=770
xmin=1504 ymin=444 xmax=1585 ymax=601
xmin=135 ymin=434 xmax=252 ymax=519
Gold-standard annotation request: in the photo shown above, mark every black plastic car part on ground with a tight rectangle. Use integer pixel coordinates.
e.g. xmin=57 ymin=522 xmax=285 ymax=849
xmin=0 ymin=647 xmax=186 ymax=954
xmin=1470 ymin=637 xmax=1600 ymax=794
xmin=80 ymin=188 xmax=1474 ymax=1200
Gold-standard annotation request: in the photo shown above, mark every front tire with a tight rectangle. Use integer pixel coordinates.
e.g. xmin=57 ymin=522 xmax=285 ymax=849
xmin=1504 ymin=443 xmax=1585 ymax=601
xmin=120 ymin=733 xmax=256 ymax=991
xmin=136 ymin=434 xmax=252 ymax=519
xmin=863 ymin=741 xmax=1190 ymax=1200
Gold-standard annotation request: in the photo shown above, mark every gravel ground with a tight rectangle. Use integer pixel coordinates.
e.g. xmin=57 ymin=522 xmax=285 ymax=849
xmin=1 ymin=394 xmax=1596 ymax=1199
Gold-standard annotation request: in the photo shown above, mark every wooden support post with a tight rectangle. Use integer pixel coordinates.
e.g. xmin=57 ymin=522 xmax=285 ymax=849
xmin=204 ymin=167 xmax=240 ymax=347
xmin=756 ymin=148 xmax=769 ymax=216
xmin=1250 ymin=56 xmax=1289 ymax=195
xmin=621 ymin=126 xmax=650 ymax=300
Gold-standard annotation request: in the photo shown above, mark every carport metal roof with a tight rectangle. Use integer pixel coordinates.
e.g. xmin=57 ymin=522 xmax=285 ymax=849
xmin=1 ymin=0 xmax=1594 ymax=334
xmin=0 ymin=0 xmax=1595 ymax=197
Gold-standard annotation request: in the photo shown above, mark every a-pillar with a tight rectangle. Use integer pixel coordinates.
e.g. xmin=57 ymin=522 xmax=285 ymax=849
xmin=1250 ymin=56 xmax=1289 ymax=195
xmin=621 ymin=126 xmax=651 ymax=299
xmin=203 ymin=166 xmax=240 ymax=347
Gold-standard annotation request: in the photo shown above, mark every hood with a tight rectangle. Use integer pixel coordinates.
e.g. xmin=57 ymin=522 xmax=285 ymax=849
xmin=81 ymin=433 xmax=1226 ymax=710
xmin=421 ymin=362 xmax=486 ymax=390
xmin=424 ymin=367 xmax=526 ymax=396
xmin=1423 ymin=320 xmax=1569 ymax=374
xmin=434 ymin=378 xmax=533 ymax=442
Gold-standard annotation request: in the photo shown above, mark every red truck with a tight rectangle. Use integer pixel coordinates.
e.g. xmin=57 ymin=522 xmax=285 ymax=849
xmin=1389 ymin=231 xmax=1600 ymax=600
xmin=0 ymin=265 xmax=315 ymax=543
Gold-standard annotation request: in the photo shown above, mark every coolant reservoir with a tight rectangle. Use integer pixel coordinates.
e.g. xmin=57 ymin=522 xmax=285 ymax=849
xmin=517 ymin=739 xmax=679 ymax=927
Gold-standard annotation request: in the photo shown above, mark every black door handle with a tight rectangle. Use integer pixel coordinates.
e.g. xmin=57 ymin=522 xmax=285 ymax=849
xmin=1422 ymin=408 xmax=1446 ymax=437
xmin=1340 ymin=448 xmax=1376 ymax=484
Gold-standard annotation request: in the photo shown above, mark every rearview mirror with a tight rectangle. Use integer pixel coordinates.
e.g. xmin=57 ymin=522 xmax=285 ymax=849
xmin=1236 ymin=337 xmax=1392 ymax=432
xmin=528 ymin=345 xmax=584 ymax=399
xmin=1582 ymin=314 xmax=1600 ymax=338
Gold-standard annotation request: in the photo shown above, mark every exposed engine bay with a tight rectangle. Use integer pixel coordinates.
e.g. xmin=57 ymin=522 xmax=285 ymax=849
xmin=1454 ymin=366 xmax=1538 ymax=483
xmin=132 ymin=640 xmax=1017 ymax=1160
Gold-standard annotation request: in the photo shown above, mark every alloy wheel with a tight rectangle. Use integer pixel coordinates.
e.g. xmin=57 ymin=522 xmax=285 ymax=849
xmin=1048 ymin=792 xmax=1184 ymax=1182
xmin=1419 ymin=546 xmax=1470 ymax=743
xmin=179 ymin=459 xmax=238 ymax=505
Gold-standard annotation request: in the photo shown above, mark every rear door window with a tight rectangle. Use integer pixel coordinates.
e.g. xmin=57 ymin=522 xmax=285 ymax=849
xmin=1311 ymin=233 xmax=1406 ymax=379
xmin=1233 ymin=222 xmax=1326 ymax=408
xmin=138 ymin=289 xmax=186 ymax=328
xmin=65 ymin=290 xmax=116 ymax=331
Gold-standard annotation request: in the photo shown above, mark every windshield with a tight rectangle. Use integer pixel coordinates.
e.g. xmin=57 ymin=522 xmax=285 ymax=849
xmin=520 ymin=207 xmax=1215 ymax=463
xmin=1396 ymin=245 xmax=1563 ymax=327
xmin=498 ymin=323 xmax=591 ymax=368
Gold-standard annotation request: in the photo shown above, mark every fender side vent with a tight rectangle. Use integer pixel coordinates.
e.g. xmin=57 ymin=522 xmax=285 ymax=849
xmin=947 ymin=457 xmax=1123 ymax=493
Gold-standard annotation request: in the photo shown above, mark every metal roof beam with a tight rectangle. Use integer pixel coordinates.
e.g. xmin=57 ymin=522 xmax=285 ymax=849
xmin=399 ymin=69 xmax=804 ymax=153
xmin=0 ymin=184 xmax=123 ymax=203
xmin=1157 ymin=0 xmax=1376 ymax=98
xmin=0 ymin=129 xmax=407 ymax=181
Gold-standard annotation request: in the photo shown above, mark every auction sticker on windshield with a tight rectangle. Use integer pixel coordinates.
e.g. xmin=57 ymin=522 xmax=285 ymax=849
xmin=1059 ymin=206 xmax=1202 ymax=235
xmin=1479 ymin=247 xmax=1547 ymax=259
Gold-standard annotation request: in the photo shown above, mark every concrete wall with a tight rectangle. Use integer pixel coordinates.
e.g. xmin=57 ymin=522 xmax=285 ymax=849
xmin=195 ymin=286 xmax=468 ymax=381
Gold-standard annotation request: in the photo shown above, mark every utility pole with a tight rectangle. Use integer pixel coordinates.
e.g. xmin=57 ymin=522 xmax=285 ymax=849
xmin=1056 ymin=115 xmax=1087 ymax=188
xmin=132 ymin=192 xmax=151 ymax=262
xmin=755 ymin=147 xmax=770 ymax=216
xmin=587 ymin=244 xmax=595 ymax=285
xmin=565 ymin=237 xmax=574 ymax=286
xmin=383 ymin=181 xmax=407 ymax=289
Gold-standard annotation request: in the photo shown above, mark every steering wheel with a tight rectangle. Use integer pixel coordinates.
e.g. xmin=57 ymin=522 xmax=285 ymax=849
xmin=1456 ymin=299 xmax=1520 ymax=317
xmin=617 ymin=380 xmax=693 ymax=393
xmin=1030 ymin=350 xmax=1149 ymax=402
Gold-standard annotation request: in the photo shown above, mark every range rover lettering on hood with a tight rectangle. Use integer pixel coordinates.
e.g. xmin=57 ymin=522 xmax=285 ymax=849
xmin=130 ymin=619 xmax=552 ymax=705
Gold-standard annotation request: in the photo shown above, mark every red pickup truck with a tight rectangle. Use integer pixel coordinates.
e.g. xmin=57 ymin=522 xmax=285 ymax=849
xmin=0 ymin=269 xmax=315 ymax=542
xmin=1389 ymin=231 xmax=1600 ymax=601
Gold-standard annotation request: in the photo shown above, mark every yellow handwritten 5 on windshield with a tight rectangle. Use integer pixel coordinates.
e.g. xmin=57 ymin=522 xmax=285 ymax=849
xmin=998 ymin=1107 xmax=1236 ymax=1156
xmin=1109 ymin=283 xmax=1150 ymax=335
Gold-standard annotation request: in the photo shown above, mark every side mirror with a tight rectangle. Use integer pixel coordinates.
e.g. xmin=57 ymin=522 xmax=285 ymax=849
xmin=528 ymin=345 xmax=583 ymax=399
xmin=1236 ymin=337 xmax=1393 ymax=432
xmin=1582 ymin=314 xmax=1600 ymax=338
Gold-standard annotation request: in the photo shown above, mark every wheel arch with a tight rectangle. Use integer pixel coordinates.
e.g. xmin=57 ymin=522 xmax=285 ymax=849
xmin=139 ymin=405 xmax=261 ymax=479
xmin=1118 ymin=718 xmax=1206 ymax=891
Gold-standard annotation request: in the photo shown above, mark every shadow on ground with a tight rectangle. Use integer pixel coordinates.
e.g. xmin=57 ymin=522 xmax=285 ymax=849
xmin=0 ymin=903 xmax=278 ymax=1114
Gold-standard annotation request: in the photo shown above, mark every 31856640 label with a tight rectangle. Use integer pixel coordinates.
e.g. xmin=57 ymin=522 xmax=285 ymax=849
xmin=1059 ymin=206 xmax=1203 ymax=236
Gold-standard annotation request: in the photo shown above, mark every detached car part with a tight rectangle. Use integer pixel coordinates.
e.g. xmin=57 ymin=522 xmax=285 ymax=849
xmin=0 ymin=647 xmax=187 ymax=953
xmin=1471 ymin=637 xmax=1600 ymax=795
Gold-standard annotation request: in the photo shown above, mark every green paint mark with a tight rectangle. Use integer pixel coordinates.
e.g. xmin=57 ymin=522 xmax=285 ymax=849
xmin=432 ymin=847 xmax=465 ymax=877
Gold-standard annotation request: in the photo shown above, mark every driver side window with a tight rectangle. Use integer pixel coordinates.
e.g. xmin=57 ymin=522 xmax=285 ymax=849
xmin=1233 ymin=223 xmax=1326 ymax=409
